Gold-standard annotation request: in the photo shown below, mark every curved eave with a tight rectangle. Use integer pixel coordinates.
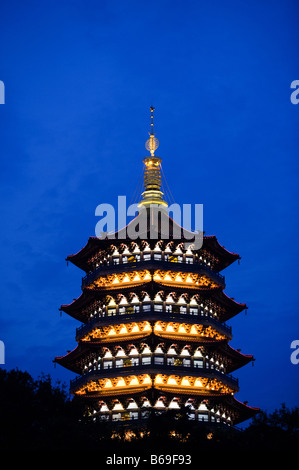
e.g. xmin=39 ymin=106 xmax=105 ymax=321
xmin=55 ymin=344 xmax=83 ymax=374
xmin=202 ymin=236 xmax=240 ymax=272
xmin=66 ymin=237 xmax=103 ymax=271
xmin=216 ymin=341 xmax=254 ymax=372
xmin=228 ymin=395 xmax=260 ymax=424
xmin=60 ymin=289 xmax=98 ymax=322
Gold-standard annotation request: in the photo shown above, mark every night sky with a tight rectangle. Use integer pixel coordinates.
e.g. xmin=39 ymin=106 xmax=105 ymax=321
xmin=0 ymin=0 xmax=298 ymax=424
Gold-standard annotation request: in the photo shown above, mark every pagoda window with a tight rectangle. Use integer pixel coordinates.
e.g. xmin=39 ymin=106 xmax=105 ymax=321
xmin=119 ymin=306 xmax=126 ymax=315
xmin=143 ymin=253 xmax=151 ymax=261
xmin=190 ymin=307 xmax=198 ymax=315
xmin=180 ymin=306 xmax=187 ymax=314
xmin=177 ymin=255 xmax=183 ymax=263
xmin=129 ymin=411 xmax=139 ymax=420
xmin=194 ymin=359 xmax=203 ymax=368
xmin=167 ymin=357 xmax=174 ymax=366
xmin=141 ymin=356 xmax=151 ymax=365
xmin=182 ymin=358 xmax=191 ymax=367
xmin=165 ymin=304 xmax=172 ymax=313
xmin=186 ymin=256 xmax=193 ymax=264
xmin=135 ymin=254 xmax=141 ymax=262
xmin=107 ymin=307 xmax=116 ymax=316
xmin=154 ymin=303 xmax=163 ymax=312
xmin=115 ymin=359 xmax=124 ymax=368
xmin=112 ymin=413 xmax=122 ymax=421
xmin=133 ymin=305 xmax=140 ymax=313
xmin=103 ymin=360 xmax=113 ymax=369
xmin=143 ymin=303 xmax=151 ymax=312
xmin=154 ymin=253 xmax=162 ymax=260
xmin=123 ymin=256 xmax=128 ymax=264
xmin=154 ymin=356 xmax=164 ymax=365
xmin=198 ymin=414 xmax=208 ymax=422
xmin=113 ymin=257 xmax=120 ymax=265
xmin=131 ymin=357 xmax=139 ymax=366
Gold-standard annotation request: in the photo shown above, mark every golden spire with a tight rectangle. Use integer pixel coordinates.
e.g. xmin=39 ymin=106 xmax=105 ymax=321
xmin=145 ymin=106 xmax=159 ymax=157
xmin=138 ymin=106 xmax=168 ymax=208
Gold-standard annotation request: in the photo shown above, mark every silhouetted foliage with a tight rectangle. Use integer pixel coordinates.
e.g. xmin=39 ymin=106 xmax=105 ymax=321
xmin=0 ymin=368 xmax=298 ymax=452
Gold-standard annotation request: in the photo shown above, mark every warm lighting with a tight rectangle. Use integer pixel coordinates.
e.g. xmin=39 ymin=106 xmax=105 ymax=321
xmin=166 ymin=324 xmax=175 ymax=332
xmin=113 ymin=403 xmax=124 ymax=411
xmin=155 ymin=375 xmax=163 ymax=384
xmin=142 ymin=375 xmax=151 ymax=384
xmin=195 ymin=379 xmax=203 ymax=387
xmin=167 ymin=377 xmax=177 ymax=385
xmin=116 ymin=378 xmax=126 ymax=387
xmin=181 ymin=378 xmax=191 ymax=387
xmin=129 ymin=377 xmax=139 ymax=386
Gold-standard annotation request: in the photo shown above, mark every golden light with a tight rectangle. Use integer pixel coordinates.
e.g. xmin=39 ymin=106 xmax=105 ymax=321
xmin=167 ymin=377 xmax=177 ymax=386
xmin=181 ymin=378 xmax=191 ymax=387
xmin=142 ymin=375 xmax=152 ymax=384
xmin=116 ymin=378 xmax=126 ymax=387
xmin=194 ymin=379 xmax=203 ymax=387
xmin=154 ymin=375 xmax=163 ymax=384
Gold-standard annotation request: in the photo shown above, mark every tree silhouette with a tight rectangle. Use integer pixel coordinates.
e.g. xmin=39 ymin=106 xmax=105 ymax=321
xmin=0 ymin=368 xmax=298 ymax=450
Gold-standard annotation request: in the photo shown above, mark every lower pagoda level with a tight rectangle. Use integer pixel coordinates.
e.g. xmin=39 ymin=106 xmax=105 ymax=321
xmin=55 ymin=234 xmax=259 ymax=427
xmin=55 ymin=108 xmax=259 ymax=428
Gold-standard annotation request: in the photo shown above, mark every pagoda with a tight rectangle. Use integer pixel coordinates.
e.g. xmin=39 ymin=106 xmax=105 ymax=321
xmin=55 ymin=107 xmax=258 ymax=427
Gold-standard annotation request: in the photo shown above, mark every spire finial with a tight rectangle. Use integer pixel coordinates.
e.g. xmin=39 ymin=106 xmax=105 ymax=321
xmin=150 ymin=105 xmax=155 ymax=135
xmin=145 ymin=106 xmax=159 ymax=157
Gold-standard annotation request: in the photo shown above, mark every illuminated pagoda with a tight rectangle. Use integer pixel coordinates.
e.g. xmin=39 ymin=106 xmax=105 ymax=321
xmin=55 ymin=107 xmax=258 ymax=427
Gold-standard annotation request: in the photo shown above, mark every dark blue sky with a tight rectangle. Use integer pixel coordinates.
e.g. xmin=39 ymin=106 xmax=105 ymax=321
xmin=0 ymin=0 xmax=298 ymax=420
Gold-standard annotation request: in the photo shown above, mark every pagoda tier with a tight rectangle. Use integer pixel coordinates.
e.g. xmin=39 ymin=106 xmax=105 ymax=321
xmin=80 ymin=390 xmax=258 ymax=426
xmin=55 ymin=336 xmax=253 ymax=376
xmin=66 ymin=233 xmax=240 ymax=274
xmin=60 ymin=282 xmax=246 ymax=324
xmin=55 ymin=108 xmax=258 ymax=428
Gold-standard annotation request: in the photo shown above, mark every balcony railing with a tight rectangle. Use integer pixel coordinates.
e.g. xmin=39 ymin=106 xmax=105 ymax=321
xmin=75 ymin=305 xmax=232 ymax=341
xmin=81 ymin=255 xmax=225 ymax=289
xmin=70 ymin=362 xmax=239 ymax=392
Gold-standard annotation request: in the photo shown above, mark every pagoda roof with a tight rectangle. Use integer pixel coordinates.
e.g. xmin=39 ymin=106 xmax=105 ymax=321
xmin=66 ymin=210 xmax=240 ymax=273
